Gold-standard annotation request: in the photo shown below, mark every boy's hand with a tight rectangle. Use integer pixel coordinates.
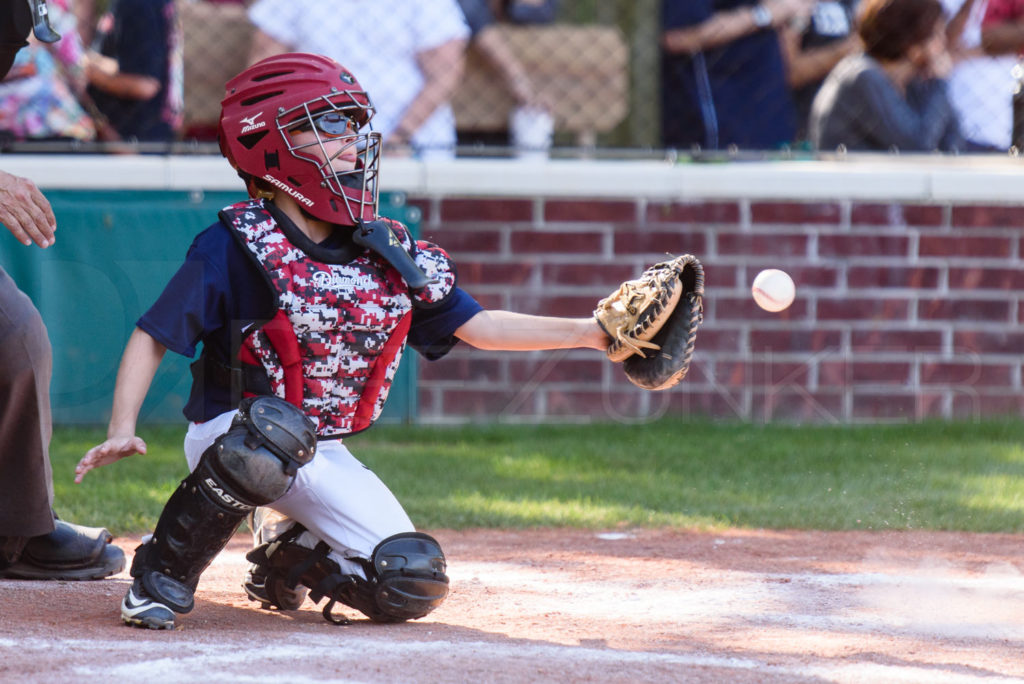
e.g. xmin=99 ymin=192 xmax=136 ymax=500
xmin=74 ymin=436 xmax=148 ymax=483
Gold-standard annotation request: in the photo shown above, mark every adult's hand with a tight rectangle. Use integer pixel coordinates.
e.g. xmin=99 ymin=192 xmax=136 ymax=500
xmin=0 ymin=170 xmax=56 ymax=248
xmin=75 ymin=435 xmax=148 ymax=483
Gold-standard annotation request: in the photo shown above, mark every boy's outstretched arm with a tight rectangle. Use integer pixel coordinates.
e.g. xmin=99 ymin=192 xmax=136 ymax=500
xmin=74 ymin=328 xmax=166 ymax=483
xmin=460 ymin=257 xmax=704 ymax=391
xmin=455 ymin=310 xmax=609 ymax=352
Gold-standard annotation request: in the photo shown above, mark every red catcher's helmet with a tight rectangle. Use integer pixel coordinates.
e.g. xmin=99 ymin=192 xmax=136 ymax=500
xmin=219 ymin=53 xmax=381 ymax=226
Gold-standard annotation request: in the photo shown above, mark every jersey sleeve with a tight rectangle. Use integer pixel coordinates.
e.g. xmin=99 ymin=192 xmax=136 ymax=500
xmin=136 ymin=225 xmax=233 ymax=358
xmin=136 ymin=221 xmax=274 ymax=359
xmin=407 ymin=286 xmax=483 ymax=360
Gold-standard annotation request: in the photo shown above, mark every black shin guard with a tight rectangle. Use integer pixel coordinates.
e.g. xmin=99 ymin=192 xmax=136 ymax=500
xmin=130 ymin=462 xmax=252 ymax=613
xmin=132 ymin=396 xmax=317 ymax=614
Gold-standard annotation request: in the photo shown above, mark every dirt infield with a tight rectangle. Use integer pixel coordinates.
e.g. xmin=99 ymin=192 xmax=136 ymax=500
xmin=1 ymin=528 xmax=1022 ymax=683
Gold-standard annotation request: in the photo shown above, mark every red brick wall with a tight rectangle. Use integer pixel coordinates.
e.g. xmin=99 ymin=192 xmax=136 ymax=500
xmin=410 ymin=196 xmax=1024 ymax=424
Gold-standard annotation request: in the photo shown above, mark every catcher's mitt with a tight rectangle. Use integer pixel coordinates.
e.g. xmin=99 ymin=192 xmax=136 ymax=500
xmin=593 ymin=254 xmax=704 ymax=391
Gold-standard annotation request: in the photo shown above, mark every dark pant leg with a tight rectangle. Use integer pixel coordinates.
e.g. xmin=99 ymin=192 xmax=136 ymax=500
xmin=0 ymin=267 xmax=55 ymax=539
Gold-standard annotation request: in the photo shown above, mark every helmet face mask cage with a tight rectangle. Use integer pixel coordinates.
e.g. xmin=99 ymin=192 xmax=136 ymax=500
xmin=219 ymin=54 xmax=384 ymax=227
xmin=277 ymin=93 xmax=381 ymax=226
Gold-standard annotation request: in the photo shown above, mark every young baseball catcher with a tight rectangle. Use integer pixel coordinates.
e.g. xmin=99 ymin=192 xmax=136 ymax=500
xmin=74 ymin=52 xmax=703 ymax=630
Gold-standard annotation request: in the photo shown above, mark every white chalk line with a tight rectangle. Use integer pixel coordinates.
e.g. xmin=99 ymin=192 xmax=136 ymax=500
xmin=450 ymin=561 xmax=1024 ymax=640
xmin=2 ymin=635 xmax=1022 ymax=684
xmin=3 ymin=560 xmax=1023 ymax=683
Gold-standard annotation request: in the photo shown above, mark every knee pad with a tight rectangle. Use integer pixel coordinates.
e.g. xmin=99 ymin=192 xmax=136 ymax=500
xmin=364 ymin=532 xmax=450 ymax=622
xmin=205 ymin=395 xmax=318 ymax=507
xmin=247 ymin=529 xmax=449 ymax=625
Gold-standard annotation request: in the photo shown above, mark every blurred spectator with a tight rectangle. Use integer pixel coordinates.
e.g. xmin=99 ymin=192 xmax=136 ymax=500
xmin=779 ymin=1 xmax=862 ymax=144
xmin=809 ymin=0 xmax=964 ymax=152
xmin=247 ymin=0 xmax=469 ymax=159
xmin=980 ymin=0 xmax=1024 ymax=53
xmin=660 ymin=0 xmax=814 ymax=152
xmin=943 ymin=0 xmax=1014 ymax=150
xmin=71 ymin=0 xmax=96 ymax=47
xmin=456 ymin=0 xmax=555 ymax=156
xmin=979 ymin=0 xmax=1024 ymax=149
xmin=0 ymin=0 xmax=96 ymax=145
xmin=176 ymin=0 xmax=255 ymax=142
xmin=457 ymin=0 xmax=539 ymax=109
xmin=84 ymin=0 xmax=183 ymax=143
xmin=503 ymin=0 xmax=559 ymax=23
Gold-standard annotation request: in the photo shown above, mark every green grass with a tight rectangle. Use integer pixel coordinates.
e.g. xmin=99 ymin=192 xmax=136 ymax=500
xmin=51 ymin=420 xmax=1024 ymax=535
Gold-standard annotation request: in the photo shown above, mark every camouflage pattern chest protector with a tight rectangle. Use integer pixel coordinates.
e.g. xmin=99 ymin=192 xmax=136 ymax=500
xmin=221 ymin=200 xmax=455 ymax=437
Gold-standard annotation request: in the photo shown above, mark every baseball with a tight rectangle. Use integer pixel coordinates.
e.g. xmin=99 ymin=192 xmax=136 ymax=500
xmin=751 ymin=269 xmax=795 ymax=312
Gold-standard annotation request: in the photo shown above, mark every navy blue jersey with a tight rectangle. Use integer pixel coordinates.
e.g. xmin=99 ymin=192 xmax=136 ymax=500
xmin=138 ymin=208 xmax=482 ymax=422
xmin=661 ymin=0 xmax=796 ymax=150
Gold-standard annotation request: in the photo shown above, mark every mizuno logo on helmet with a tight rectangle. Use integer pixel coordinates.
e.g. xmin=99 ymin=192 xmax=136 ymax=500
xmin=263 ymin=174 xmax=315 ymax=207
xmin=240 ymin=113 xmax=266 ymax=133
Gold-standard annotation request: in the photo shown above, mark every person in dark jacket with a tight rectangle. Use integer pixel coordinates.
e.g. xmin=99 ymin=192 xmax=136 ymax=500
xmin=810 ymin=0 xmax=964 ymax=151
xmin=660 ymin=0 xmax=814 ymax=151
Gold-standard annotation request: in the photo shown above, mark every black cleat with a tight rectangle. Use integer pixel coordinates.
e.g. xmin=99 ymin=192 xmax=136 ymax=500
xmin=243 ymin=563 xmax=307 ymax=610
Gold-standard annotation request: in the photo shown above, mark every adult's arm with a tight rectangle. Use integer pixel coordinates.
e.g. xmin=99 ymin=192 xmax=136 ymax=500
xmin=662 ymin=0 xmax=812 ymax=55
xmin=778 ymin=24 xmax=859 ymax=88
xmin=389 ymin=37 xmax=468 ymax=147
xmin=84 ymin=51 xmax=160 ymax=99
xmin=474 ymin=25 xmax=535 ymax=105
xmin=980 ymin=21 xmax=1024 ymax=53
xmin=980 ymin=0 xmax=1024 ymax=54
xmin=85 ymin=0 xmax=165 ymax=100
xmin=946 ymin=0 xmax=978 ymax=48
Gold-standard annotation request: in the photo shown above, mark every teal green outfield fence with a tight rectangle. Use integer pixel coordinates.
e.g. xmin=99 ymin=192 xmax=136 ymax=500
xmin=0 ymin=190 xmax=421 ymax=425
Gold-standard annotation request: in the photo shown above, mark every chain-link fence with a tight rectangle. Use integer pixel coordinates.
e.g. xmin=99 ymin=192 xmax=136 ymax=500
xmin=1 ymin=0 xmax=1019 ymax=158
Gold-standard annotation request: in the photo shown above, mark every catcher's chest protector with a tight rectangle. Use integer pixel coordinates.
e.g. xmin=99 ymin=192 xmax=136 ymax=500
xmin=221 ymin=201 xmax=454 ymax=437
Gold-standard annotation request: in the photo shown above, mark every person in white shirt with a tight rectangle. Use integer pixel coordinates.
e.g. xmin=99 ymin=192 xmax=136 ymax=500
xmin=942 ymin=0 xmax=1016 ymax=151
xmin=247 ymin=0 xmax=470 ymax=159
